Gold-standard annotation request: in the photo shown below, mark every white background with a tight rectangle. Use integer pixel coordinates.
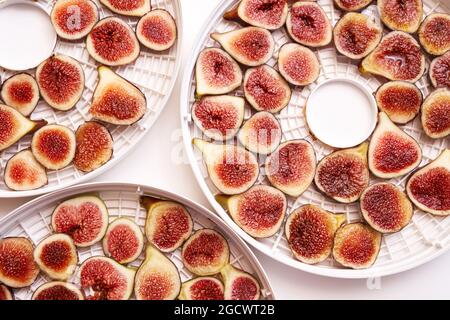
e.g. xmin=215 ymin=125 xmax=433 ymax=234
xmin=1 ymin=0 xmax=449 ymax=299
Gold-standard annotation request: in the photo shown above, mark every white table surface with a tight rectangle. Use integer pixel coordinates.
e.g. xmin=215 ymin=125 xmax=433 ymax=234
xmin=1 ymin=0 xmax=449 ymax=300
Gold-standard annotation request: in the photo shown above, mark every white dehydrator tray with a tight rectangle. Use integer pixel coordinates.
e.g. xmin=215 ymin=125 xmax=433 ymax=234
xmin=0 ymin=0 xmax=182 ymax=198
xmin=180 ymin=0 xmax=450 ymax=278
xmin=0 ymin=182 xmax=275 ymax=300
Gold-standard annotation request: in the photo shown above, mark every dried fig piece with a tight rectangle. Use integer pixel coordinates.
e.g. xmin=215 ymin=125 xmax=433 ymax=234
xmin=32 ymin=282 xmax=84 ymax=300
xmin=220 ymin=264 xmax=260 ymax=300
xmin=99 ymin=0 xmax=150 ymax=17
xmin=136 ymin=9 xmax=177 ymax=51
xmin=0 ymin=284 xmax=13 ymax=300
xmin=4 ymin=150 xmax=48 ymax=191
xmin=0 ymin=73 xmax=39 ymax=116
xmin=278 ymin=43 xmax=320 ymax=86
xmin=430 ymin=52 xmax=450 ymax=89
xmin=378 ymin=0 xmax=423 ymax=33
xmin=419 ymin=13 xmax=450 ymax=56
xmin=334 ymin=0 xmax=372 ymax=11
xmin=421 ymin=89 xmax=450 ymax=139
xmin=179 ymin=277 xmax=224 ymax=300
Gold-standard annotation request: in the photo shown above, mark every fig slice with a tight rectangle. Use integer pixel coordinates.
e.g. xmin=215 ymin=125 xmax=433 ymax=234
xmin=360 ymin=31 xmax=425 ymax=82
xmin=0 ymin=237 xmax=39 ymax=288
xmin=34 ymin=233 xmax=77 ymax=280
xmin=277 ymin=43 xmax=320 ymax=86
xmin=74 ymin=121 xmax=113 ymax=172
xmin=134 ymin=245 xmax=181 ymax=300
xmin=4 ymin=149 xmax=48 ymax=191
xmin=193 ymin=139 xmax=259 ymax=195
xmin=378 ymin=0 xmax=423 ymax=33
xmin=0 ymin=73 xmax=39 ymax=116
xmin=406 ymin=149 xmax=450 ymax=216
xmin=220 ymin=264 xmax=260 ymax=300
xmin=36 ymin=55 xmax=85 ymax=111
xmin=315 ymin=143 xmax=369 ymax=203
xmin=51 ymin=195 xmax=109 ymax=247
xmin=99 ymin=0 xmax=150 ymax=17
xmin=334 ymin=0 xmax=372 ymax=11
xmin=429 ymin=52 xmax=450 ymax=89
xmin=368 ymin=112 xmax=422 ymax=178
xmin=86 ymin=17 xmax=140 ymax=66
xmin=244 ymin=65 xmax=291 ymax=113
xmin=265 ymin=140 xmax=316 ymax=197
xmin=182 ymin=229 xmax=230 ymax=276
xmin=285 ymin=205 xmax=345 ymax=264
xmin=178 ymin=277 xmax=225 ymax=300
xmin=192 ymin=95 xmax=245 ymax=141
xmin=286 ymin=2 xmax=332 ymax=47
xmin=0 ymin=284 xmax=13 ymax=300
xmin=32 ymin=282 xmax=84 ymax=300
xmin=333 ymin=13 xmax=382 ymax=60
xmin=216 ymin=184 xmax=287 ymax=238
xmin=211 ymin=27 xmax=275 ymax=67
xmin=89 ymin=66 xmax=147 ymax=125
xmin=80 ymin=256 xmax=135 ymax=300
xmin=102 ymin=218 xmax=144 ymax=264
xmin=419 ymin=13 xmax=450 ymax=56
xmin=195 ymin=48 xmax=243 ymax=96
xmin=136 ymin=9 xmax=177 ymax=51
xmin=31 ymin=124 xmax=76 ymax=170
xmin=421 ymin=89 xmax=450 ymax=139
xmin=375 ymin=81 xmax=422 ymax=124
xmin=50 ymin=0 xmax=99 ymax=40
xmin=141 ymin=197 xmax=193 ymax=253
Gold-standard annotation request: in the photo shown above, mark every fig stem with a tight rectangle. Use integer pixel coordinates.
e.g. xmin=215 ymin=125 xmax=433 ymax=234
xmin=140 ymin=196 xmax=162 ymax=211
xmin=223 ymin=7 xmax=239 ymax=21
xmin=214 ymin=194 xmax=230 ymax=210
xmin=31 ymin=119 xmax=48 ymax=133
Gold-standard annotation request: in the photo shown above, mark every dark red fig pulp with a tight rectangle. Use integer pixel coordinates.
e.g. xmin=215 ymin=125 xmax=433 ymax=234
xmin=221 ymin=264 xmax=260 ymax=300
xmin=179 ymin=277 xmax=224 ymax=300
xmin=0 ymin=73 xmax=39 ymax=116
xmin=378 ymin=0 xmax=423 ymax=33
xmin=430 ymin=52 xmax=450 ymax=90
xmin=419 ymin=13 xmax=450 ymax=56
xmin=99 ymin=0 xmax=150 ymax=17
xmin=32 ymin=282 xmax=84 ymax=300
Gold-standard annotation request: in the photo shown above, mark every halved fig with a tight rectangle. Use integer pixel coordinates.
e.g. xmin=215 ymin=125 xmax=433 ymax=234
xmin=238 ymin=111 xmax=282 ymax=154
xmin=89 ymin=66 xmax=147 ymax=125
xmin=333 ymin=13 xmax=382 ymax=60
xmin=406 ymin=149 xmax=450 ymax=216
xmin=0 ymin=237 xmax=39 ymax=288
xmin=136 ymin=9 xmax=177 ymax=51
xmin=0 ymin=73 xmax=39 ymax=116
xmin=195 ymin=48 xmax=243 ymax=96
xmin=265 ymin=140 xmax=316 ymax=197
xmin=32 ymin=282 xmax=84 ymax=300
xmin=86 ymin=17 xmax=140 ymax=66
xmin=31 ymin=124 xmax=76 ymax=170
xmin=244 ymin=65 xmax=291 ymax=113
xmin=419 ymin=13 xmax=450 ymax=56
xmin=34 ymin=234 xmax=77 ymax=280
xmin=220 ymin=264 xmax=260 ymax=300
xmin=80 ymin=256 xmax=135 ymax=300
xmin=192 ymin=95 xmax=245 ymax=141
xmin=421 ymin=89 xmax=450 ymax=139
xmin=216 ymin=185 xmax=287 ymax=238
xmin=0 ymin=284 xmax=13 ymax=300
xmin=102 ymin=218 xmax=144 ymax=264
xmin=141 ymin=197 xmax=193 ymax=253
xmin=334 ymin=0 xmax=372 ymax=11
xmin=360 ymin=31 xmax=425 ymax=82
xmin=99 ymin=0 xmax=150 ymax=17
xmin=36 ymin=55 xmax=85 ymax=111
xmin=193 ymin=139 xmax=259 ymax=195
xmin=51 ymin=195 xmax=109 ymax=247
xmin=4 ymin=150 xmax=47 ymax=191
xmin=368 ymin=112 xmax=422 ymax=178
xmin=211 ymin=27 xmax=275 ymax=67
xmin=429 ymin=52 xmax=450 ymax=89
xmin=277 ymin=43 xmax=320 ymax=86
xmin=286 ymin=2 xmax=332 ymax=47
xmin=182 ymin=229 xmax=230 ymax=276
xmin=285 ymin=205 xmax=345 ymax=264
xmin=224 ymin=0 xmax=288 ymax=30
xmin=315 ymin=143 xmax=369 ymax=203
xmin=134 ymin=245 xmax=181 ymax=300
xmin=51 ymin=0 xmax=99 ymax=40
xmin=74 ymin=121 xmax=113 ymax=172
xmin=375 ymin=81 xmax=422 ymax=124
xmin=178 ymin=277 xmax=224 ymax=300
xmin=378 ymin=0 xmax=423 ymax=33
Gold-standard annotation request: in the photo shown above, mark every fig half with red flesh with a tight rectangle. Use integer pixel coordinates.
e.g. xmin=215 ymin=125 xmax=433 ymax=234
xmin=286 ymin=2 xmax=332 ymax=47
xmin=89 ymin=66 xmax=147 ymax=125
xmin=0 ymin=73 xmax=39 ymax=116
xmin=265 ymin=140 xmax=316 ymax=197
xmin=378 ymin=0 xmax=423 ymax=33
xmin=285 ymin=205 xmax=345 ymax=264
xmin=4 ymin=150 xmax=48 ymax=191
xmin=0 ymin=284 xmax=13 ymax=300
xmin=430 ymin=52 xmax=450 ymax=89
xmin=244 ymin=65 xmax=291 ymax=113
xmin=220 ymin=264 xmax=260 ymax=300
xmin=99 ymin=0 xmax=150 ymax=17
xmin=334 ymin=0 xmax=372 ymax=11
xmin=86 ymin=17 xmax=140 ymax=66
xmin=32 ymin=282 xmax=84 ymax=300
xmin=36 ymin=55 xmax=85 ymax=111
xmin=51 ymin=0 xmax=99 ymax=40
xmin=406 ymin=149 xmax=450 ymax=216
xmin=421 ymin=89 xmax=450 ymax=139
xmin=178 ymin=277 xmax=224 ymax=300
xmin=0 ymin=237 xmax=39 ymax=288
xmin=277 ymin=43 xmax=320 ymax=86
xmin=102 ymin=218 xmax=144 ymax=264
xmin=51 ymin=195 xmax=109 ymax=247
xmin=182 ymin=229 xmax=230 ymax=276
xmin=192 ymin=95 xmax=245 ymax=141
xmin=419 ymin=13 xmax=450 ymax=56
xmin=136 ymin=9 xmax=177 ymax=51
xmin=216 ymin=185 xmax=287 ymax=238
xmin=368 ymin=112 xmax=422 ymax=179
